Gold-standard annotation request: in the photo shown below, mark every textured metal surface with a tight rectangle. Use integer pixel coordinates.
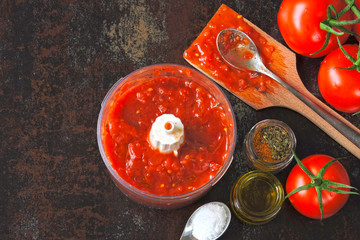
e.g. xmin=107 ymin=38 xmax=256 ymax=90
xmin=1 ymin=0 xmax=359 ymax=239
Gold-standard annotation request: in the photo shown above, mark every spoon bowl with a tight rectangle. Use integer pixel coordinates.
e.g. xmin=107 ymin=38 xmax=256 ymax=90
xmin=216 ymin=28 xmax=283 ymax=85
xmin=217 ymin=28 xmax=261 ymax=72
xmin=179 ymin=202 xmax=231 ymax=240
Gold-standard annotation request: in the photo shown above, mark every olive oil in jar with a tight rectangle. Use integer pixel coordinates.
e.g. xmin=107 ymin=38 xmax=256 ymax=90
xmin=230 ymin=171 xmax=284 ymax=225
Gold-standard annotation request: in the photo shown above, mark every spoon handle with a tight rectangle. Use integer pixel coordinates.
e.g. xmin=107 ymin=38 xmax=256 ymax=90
xmin=261 ymin=67 xmax=360 ymax=157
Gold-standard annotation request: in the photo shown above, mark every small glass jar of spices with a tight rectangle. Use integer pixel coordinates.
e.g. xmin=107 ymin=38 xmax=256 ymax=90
xmin=244 ymin=119 xmax=296 ymax=173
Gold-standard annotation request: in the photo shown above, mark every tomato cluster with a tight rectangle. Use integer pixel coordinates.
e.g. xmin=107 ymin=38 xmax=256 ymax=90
xmin=277 ymin=0 xmax=359 ymax=220
xmin=278 ymin=0 xmax=360 ymax=113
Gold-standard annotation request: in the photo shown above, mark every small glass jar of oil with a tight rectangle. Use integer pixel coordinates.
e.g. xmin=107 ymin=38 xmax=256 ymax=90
xmin=244 ymin=119 xmax=296 ymax=173
xmin=230 ymin=170 xmax=284 ymax=225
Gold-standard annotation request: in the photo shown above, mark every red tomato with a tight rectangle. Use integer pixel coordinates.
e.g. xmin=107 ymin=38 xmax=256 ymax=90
xmin=318 ymin=44 xmax=360 ymax=113
xmin=286 ymin=155 xmax=350 ymax=219
xmin=278 ymin=0 xmax=353 ymax=57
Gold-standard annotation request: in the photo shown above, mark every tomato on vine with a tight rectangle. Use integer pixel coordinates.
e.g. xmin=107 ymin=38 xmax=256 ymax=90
xmin=277 ymin=0 xmax=353 ymax=57
xmin=318 ymin=44 xmax=360 ymax=113
xmin=286 ymin=154 xmax=358 ymax=219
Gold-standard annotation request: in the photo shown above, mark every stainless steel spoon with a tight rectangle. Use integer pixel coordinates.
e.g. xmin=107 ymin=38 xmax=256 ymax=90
xmin=179 ymin=202 xmax=231 ymax=240
xmin=216 ymin=28 xmax=360 ymax=149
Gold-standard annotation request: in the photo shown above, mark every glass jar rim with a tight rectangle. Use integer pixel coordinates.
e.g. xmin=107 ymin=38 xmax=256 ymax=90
xmin=230 ymin=170 xmax=284 ymax=224
xmin=245 ymin=119 xmax=297 ymax=172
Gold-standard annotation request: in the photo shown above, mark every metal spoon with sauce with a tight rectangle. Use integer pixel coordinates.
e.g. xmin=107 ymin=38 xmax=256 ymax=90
xmin=216 ymin=28 xmax=360 ymax=151
xmin=179 ymin=202 xmax=231 ymax=240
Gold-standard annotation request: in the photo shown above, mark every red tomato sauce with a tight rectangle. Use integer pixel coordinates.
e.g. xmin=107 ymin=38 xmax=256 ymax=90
xmin=184 ymin=4 xmax=275 ymax=93
xmin=102 ymin=73 xmax=232 ymax=196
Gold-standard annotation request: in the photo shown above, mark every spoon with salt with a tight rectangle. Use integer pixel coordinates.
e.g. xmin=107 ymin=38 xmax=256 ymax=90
xmin=179 ymin=202 xmax=231 ymax=240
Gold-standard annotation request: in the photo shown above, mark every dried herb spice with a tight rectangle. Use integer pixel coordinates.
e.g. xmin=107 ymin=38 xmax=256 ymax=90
xmin=252 ymin=125 xmax=291 ymax=162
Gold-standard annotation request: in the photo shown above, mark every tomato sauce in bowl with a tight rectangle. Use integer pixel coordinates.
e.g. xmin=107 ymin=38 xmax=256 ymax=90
xmin=97 ymin=64 xmax=236 ymax=208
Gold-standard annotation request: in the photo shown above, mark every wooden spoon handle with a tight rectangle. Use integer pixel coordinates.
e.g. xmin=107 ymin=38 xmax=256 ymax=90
xmin=285 ymin=89 xmax=360 ymax=159
xmin=273 ymin=73 xmax=360 ymax=149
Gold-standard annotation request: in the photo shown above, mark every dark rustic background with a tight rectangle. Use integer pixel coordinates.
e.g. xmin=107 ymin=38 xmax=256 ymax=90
xmin=1 ymin=0 xmax=359 ymax=239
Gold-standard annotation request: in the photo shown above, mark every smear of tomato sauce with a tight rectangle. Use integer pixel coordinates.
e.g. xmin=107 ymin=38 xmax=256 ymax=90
xmin=102 ymin=71 xmax=232 ymax=196
xmin=184 ymin=4 xmax=275 ymax=93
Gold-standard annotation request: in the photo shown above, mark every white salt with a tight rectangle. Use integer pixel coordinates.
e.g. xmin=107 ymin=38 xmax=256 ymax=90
xmin=191 ymin=202 xmax=229 ymax=240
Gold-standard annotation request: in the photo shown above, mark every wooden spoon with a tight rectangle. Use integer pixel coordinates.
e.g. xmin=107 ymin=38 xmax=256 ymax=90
xmin=184 ymin=9 xmax=360 ymax=159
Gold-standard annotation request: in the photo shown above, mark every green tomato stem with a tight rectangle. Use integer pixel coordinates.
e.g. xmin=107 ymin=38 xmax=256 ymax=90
xmin=323 ymin=179 xmax=358 ymax=190
xmin=322 ymin=185 xmax=359 ymax=195
xmin=329 ymin=18 xmax=360 ymax=26
xmin=336 ymin=37 xmax=356 ymax=63
xmin=311 ymin=32 xmax=331 ymax=56
xmin=284 ymin=183 xmax=315 ymax=200
xmin=292 ymin=150 xmax=315 ymax=178
xmin=339 ymin=0 xmax=354 ymax=17
xmin=312 ymin=178 xmax=323 ymax=186
xmin=345 ymin=0 xmax=360 ymax=18
xmin=315 ymin=186 xmax=324 ymax=220
xmin=328 ymin=4 xmax=338 ymax=19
